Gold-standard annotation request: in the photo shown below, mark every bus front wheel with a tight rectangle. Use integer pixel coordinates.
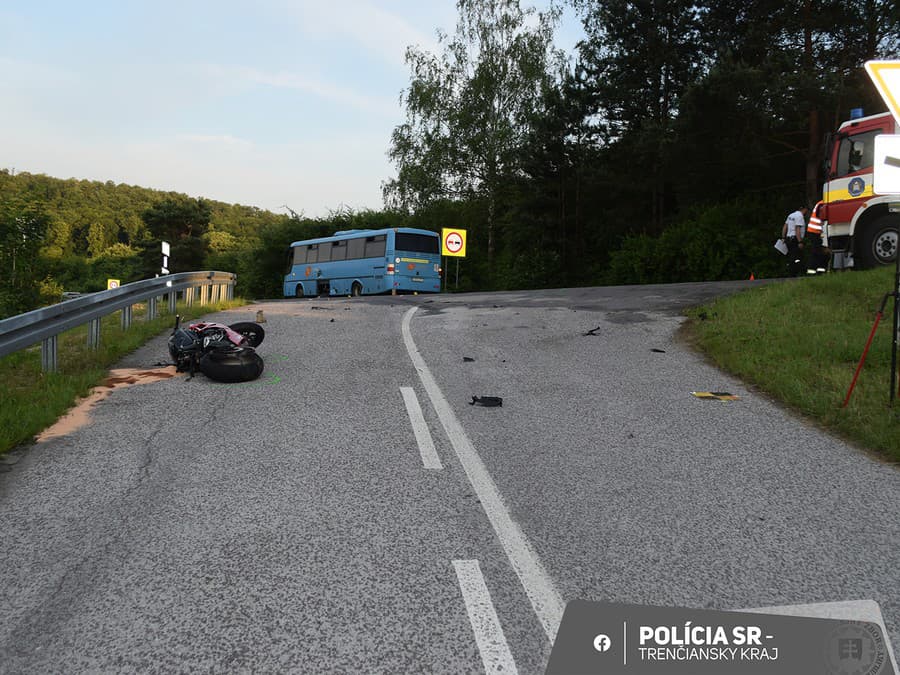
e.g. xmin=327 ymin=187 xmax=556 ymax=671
xmin=351 ymin=282 xmax=363 ymax=297
xmin=295 ymin=284 xmax=305 ymax=298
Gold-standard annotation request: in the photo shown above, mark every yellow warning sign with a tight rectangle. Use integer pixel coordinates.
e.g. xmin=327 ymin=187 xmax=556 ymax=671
xmin=107 ymin=279 xmax=121 ymax=290
xmin=865 ymin=60 xmax=900 ymax=123
xmin=441 ymin=228 xmax=467 ymax=257
xmin=691 ymin=391 xmax=740 ymax=401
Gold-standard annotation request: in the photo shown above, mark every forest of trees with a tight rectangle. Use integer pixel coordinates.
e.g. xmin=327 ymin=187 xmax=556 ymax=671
xmin=1 ymin=0 xmax=898 ymax=319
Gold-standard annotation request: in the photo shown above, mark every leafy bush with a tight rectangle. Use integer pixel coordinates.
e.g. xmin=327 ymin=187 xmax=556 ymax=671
xmin=604 ymin=196 xmax=793 ymax=285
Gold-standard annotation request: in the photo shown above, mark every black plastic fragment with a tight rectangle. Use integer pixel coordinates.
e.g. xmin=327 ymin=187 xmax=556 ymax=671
xmin=651 ymin=348 xmax=666 ymax=353
xmin=463 ymin=356 xmax=475 ymax=362
xmin=583 ymin=327 xmax=602 ymax=336
xmin=470 ymin=395 xmax=503 ymax=407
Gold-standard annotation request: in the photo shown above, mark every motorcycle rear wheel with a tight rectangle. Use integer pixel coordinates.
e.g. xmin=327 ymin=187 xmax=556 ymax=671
xmin=199 ymin=347 xmax=265 ymax=383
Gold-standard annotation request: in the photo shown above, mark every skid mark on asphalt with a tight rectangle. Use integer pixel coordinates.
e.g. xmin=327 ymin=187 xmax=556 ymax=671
xmin=401 ymin=307 xmax=565 ymax=642
xmin=36 ymin=367 xmax=178 ymax=442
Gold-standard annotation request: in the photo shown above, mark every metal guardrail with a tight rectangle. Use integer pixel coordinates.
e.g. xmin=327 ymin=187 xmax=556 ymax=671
xmin=0 ymin=271 xmax=237 ymax=372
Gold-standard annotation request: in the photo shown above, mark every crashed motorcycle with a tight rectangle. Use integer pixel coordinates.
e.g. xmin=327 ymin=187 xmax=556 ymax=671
xmin=168 ymin=316 xmax=265 ymax=382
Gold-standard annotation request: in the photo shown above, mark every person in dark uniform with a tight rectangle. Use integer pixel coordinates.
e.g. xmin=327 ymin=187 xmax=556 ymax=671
xmin=805 ymin=201 xmax=827 ymax=274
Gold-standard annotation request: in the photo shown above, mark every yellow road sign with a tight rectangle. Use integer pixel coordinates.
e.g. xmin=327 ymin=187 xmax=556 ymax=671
xmin=441 ymin=228 xmax=467 ymax=257
xmin=865 ymin=60 xmax=900 ymax=124
xmin=107 ymin=279 xmax=121 ymax=290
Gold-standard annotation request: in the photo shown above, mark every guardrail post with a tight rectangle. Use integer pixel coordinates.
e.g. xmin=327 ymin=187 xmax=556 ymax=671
xmin=185 ymin=287 xmax=194 ymax=307
xmin=121 ymin=305 xmax=133 ymax=330
xmin=148 ymin=296 xmax=157 ymax=321
xmin=87 ymin=318 xmax=101 ymax=349
xmin=41 ymin=335 xmax=58 ymax=373
xmin=200 ymin=285 xmax=209 ymax=306
xmin=168 ymin=291 xmax=177 ymax=314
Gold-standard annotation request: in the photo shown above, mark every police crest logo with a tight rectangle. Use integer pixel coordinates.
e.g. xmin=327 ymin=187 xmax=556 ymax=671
xmin=826 ymin=622 xmax=890 ymax=675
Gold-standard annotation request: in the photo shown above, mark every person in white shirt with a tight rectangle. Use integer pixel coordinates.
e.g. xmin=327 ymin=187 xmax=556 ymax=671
xmin=782 ymin=205 xmax=809 ymax=276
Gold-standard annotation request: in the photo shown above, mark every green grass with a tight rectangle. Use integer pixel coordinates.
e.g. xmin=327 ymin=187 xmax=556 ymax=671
xmin=684 ymin=266 xmax=900 ymax=463
xmin=0 ymin=299 xmax=246 ymax=455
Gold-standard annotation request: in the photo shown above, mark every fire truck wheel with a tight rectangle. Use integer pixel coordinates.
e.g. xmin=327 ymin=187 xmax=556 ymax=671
xmin=857 ymin=216 xmax=899 ymax=268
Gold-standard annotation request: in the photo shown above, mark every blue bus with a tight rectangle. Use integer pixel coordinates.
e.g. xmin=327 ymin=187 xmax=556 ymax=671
xmin=283 ymin=227 xmax=441 ymax=297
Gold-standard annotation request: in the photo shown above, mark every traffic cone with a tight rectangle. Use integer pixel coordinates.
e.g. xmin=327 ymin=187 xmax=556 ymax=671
xmin=749 ymin=272 xmax=755 ymax=281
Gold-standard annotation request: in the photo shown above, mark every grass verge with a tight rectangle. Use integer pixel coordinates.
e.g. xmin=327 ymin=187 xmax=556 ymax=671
xmin=684 ymin=266 xmax=900 ymax=463
xmin=0 ymin=299 xmax=246 ymax=455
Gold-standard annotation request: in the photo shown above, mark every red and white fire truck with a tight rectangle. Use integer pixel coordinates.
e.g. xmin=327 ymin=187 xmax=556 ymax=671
xmin=822 ymin=111 xmax=900 ymax=268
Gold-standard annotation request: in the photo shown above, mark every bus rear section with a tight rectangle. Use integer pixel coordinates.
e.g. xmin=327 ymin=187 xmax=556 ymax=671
xmin=389 ymin=230 xmax=441 ymax=294
xmin=283 ymin=228 xmax=441 ymax=297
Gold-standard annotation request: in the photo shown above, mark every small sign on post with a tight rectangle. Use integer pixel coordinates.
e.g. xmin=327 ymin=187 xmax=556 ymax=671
xmin=107 ymin=279 xmax=120 ymax=290
xmin=161 ymin=241 xmax=170 ymax=275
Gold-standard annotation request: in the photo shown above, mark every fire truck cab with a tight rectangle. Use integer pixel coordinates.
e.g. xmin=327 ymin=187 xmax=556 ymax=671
xmin=822 ymin=111 xmax=900 ymax=268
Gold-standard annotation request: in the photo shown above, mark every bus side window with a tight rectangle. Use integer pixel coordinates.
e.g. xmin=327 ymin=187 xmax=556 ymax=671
xmin=307 ymin=244 xmax=319 ymax=263
xmin=293 ymin=245 xmax=308 ymax=265
xmin=347 ymin=238 xmax=365 ymax=260
xmin=331 ymin=240 xmax=347 ymax=261
xmin=365 ymin=235 xmax=386 ymax=258
xmin=318 ymin=243 xmax=332 ymax=263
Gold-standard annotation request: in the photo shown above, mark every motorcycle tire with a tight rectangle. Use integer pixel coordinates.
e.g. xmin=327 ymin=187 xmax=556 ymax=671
xmin=228 ymin=322 xmax=266 ymax=348
xmin=198 ymin=347 xmax=265 ymax=383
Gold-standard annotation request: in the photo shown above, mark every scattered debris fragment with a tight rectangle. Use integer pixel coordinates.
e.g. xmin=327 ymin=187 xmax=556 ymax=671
xmin=256 ymin=310 xmax=266 ymax=323
xmin=470 ymin=396 xmax=503 ymax=407
xmin=463 ymin=356 xmax=475 ymax=362
xmin=691 ymin=391 xmax=740 ymax=401
xmin=583 ymin=327 xmax=602 ymax=336
xmin=651 ymin=348 xmax=666 ymax=353
xmin=330 ymin=318 xmax=335 ymax=323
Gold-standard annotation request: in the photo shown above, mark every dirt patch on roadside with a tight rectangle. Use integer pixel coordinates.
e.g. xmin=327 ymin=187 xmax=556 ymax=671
xmin=36 ymin=367 xmax=179 ymax=442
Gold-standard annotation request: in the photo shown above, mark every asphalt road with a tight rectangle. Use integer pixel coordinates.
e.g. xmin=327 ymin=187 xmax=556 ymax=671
xmin=0 ymin=281 xmax=897 ymax=674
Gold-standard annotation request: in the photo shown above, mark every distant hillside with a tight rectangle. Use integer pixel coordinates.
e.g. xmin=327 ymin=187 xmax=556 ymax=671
xmin=0 ymin=169 xmax=287 ymax=259
xmin=0 ymin=168 xmax=401 ymax=318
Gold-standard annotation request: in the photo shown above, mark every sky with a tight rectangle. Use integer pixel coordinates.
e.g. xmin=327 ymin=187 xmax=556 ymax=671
xmin=0 ymin=1 xmax=584 ymax=218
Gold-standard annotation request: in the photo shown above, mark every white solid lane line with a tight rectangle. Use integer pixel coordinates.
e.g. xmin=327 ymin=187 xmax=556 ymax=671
xmin=453 ymin=559 xmax=519 ymax=675
xmin=402 ymin=307 xmax=565 ymax=642
xmin=400 ymin=386 xmax=443 ymax=470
